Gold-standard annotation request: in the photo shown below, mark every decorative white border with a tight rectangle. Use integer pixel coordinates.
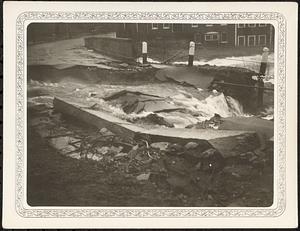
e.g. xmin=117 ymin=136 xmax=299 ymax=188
xmin=16 ymin=11 xmax=286 ymax=218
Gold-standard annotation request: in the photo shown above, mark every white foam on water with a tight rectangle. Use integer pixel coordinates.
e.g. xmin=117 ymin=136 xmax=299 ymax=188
xmin=136 ymin=57 xmax=161 ymax=64
xmin=87 ymin=91 xmax=247 ymax=128
xmin=159 ymin=92 xmax=248 ymax=128
xmin=171 ymin=92 xmax=245 ymax=118
xmin=28 ymin=95 xmax=54 ymax=108
xmin=173 ymin=53 xmax=274 ymax=79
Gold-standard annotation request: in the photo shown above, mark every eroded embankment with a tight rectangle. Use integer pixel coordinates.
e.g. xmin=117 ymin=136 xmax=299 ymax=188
xmin=28 ymin=64 xmax=273 ymax=121
xmin=27 ymin=97 xmax=273 ymax=207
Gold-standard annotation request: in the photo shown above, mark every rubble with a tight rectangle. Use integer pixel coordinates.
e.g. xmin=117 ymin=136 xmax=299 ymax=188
xmin=136 ymin=173 xmax=151 ymax=181
xmin=28 ymin=99 xmax=274 ymax=207
xmin=184 ymin=141 xmax=199 ymax=150
xmin=104 ymin=90 xmax=181 ymax=114
xmin=150 ymin=142 xmax=170 ymax=151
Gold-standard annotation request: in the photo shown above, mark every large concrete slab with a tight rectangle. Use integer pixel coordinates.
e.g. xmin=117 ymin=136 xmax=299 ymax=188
xmin=155 ymin=66 xmax=215 ymax=89
xmin=53 ymin=97 xmax=260 ymax=157
xmin=219 ymin=117 xmax=274 ymax=140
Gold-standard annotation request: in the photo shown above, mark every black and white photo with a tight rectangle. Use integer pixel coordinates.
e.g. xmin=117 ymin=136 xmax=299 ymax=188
xmin=2 ymin=1 xmax=298 ymax=229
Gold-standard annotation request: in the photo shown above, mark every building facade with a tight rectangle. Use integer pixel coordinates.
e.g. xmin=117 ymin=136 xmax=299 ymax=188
xmin=116 ymin=23 xmax=274 ymax=49
xmin=235 ymin=23 xmax=274 ymax=48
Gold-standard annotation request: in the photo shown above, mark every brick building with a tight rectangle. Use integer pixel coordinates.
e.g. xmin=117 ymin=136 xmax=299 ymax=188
xmin=116 ymin=23 xmax=274 ymax=49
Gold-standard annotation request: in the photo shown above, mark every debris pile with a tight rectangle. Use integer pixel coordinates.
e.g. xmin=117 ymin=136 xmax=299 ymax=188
xmin=28 ymin=98 xmax=273 ymax=206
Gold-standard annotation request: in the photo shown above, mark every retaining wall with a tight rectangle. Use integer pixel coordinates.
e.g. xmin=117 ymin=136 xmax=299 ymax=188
xmin=85 ymin=36 xmax=137 ymax=60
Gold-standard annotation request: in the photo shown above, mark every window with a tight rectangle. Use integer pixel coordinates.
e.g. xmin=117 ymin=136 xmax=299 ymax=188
xmin=238 ymin=24 xmax=245 ymax=28
xmin=205 ymin=33 xmax=218 ymax=41
xmin=191 ymin=24 xmax=198 ymax=28
xmin=206 ymin=24 xmax=213 ymax=27
xmin=248 ymin=24 xmax=256 ymax=28
xmin=152 ymin=23 xmax=158 ymax=30
xmin=259 ymin=24 xmax=267 ymax=27
xmin=221 ymin=32 xmax=227 ymax=43
xmin=238 ymin=36 xmax=246 ymax=46
xmin=248 ymin=35 xmax=256 ymax=46
xmin=163 ymin=23 xmax=170 ymax=29
xmin=258 ymin=35 xmax=267 ymax=45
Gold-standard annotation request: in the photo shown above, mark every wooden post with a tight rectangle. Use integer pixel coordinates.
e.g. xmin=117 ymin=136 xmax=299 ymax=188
xmin=188 ymin=41 xmax=195 ymax=67
xmin=257 ymin=47 xmax=269 ymax=109
xmin=142 ymin=41 xmax=147 ymax=64
xmin=259 ymin=47 xmax=269 ymax=75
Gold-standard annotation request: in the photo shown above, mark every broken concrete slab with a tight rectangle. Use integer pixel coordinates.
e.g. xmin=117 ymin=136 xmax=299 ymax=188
xmin=53 ymin=97 xmax=260 ymax=158
xmin=219 ymin=117 xmax=274 ymax=140
xmin=104 ymin=90 xmax=181 ymax=114
xmin=155 ymin=66 xmax=215 ymax=89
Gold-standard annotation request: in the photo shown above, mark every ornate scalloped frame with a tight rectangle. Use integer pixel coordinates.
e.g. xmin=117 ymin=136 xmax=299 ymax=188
xmin=16 ymin=12 xmax=286 ymax=218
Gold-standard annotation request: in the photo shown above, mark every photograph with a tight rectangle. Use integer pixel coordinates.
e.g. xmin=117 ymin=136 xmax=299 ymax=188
xmin=27 ymin=22 xmax=275 ymax=207
xmin=2 ymin=1 xmax=298 ymax=229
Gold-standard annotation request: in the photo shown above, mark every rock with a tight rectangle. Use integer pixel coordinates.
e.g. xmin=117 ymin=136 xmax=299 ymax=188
xmin=167 ymin=143 xmax=183 ymax=152
xmin=150 ymin=142 xmax=170 ymax=151
xmin=114 ymin=152 xmax=128 ymax=158
xmin=99 ymin=127 xmax=115 ymax=136
xmin=90 ymin=154 xmax=104 ymax=161
xmin=184 ymin=142 xmax=199 ymax=150
xmin=96 ymin=146 xmax=110 ymax=155
xmin=201 ymin=148 xmax=217 ymax=157
xmin=49 ymin=136 xmax=73 ymax=150
xmin=119 ymin=63 xmax=129 ymax=68
xmin=60 ymin=145 xmax=78 ymax=154
xmin=68 ymin=152 xmax=81 ymax=160
xmin=136 ymin=173 xmax=151 ymax=181
xmin=128 ymin=144 xmax=139 ymax=159
xmin=88 ymin=92 xmax=97 ymax=97
xmin=109 ymin=146 xmax=123 ymax=154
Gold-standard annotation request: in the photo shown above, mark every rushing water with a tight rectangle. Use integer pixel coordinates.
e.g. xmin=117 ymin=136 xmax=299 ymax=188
xmin=155 ymin=92 xmax=247 ymax=128
xmin=29 ymin=79 xmax=271 ymax=129
xmin=91 ymin=90 xmax=248 ymax=128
